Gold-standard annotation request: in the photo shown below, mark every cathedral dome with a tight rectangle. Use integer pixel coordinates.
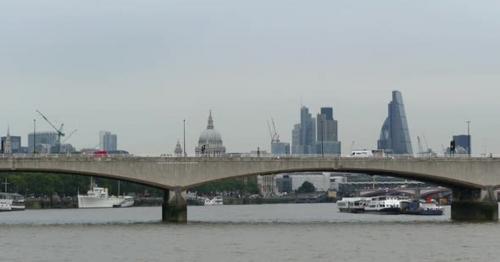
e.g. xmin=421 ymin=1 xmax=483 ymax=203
xmin=196 ymin=111 xmax=226 ymax=156
xmin=198 ymin=129 xmax=223 ymax=146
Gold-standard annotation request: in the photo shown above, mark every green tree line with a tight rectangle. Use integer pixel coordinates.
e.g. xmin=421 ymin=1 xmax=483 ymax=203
xmin=0 ymin=173 xmax=259 ymax=197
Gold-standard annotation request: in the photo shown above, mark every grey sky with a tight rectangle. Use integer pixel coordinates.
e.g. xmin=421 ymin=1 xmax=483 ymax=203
xmin=1 ymin=0 xmax=500 ymax=155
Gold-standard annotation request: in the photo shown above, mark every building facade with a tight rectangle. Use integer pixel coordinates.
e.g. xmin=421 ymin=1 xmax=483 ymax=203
xmin=377 ymin=91 xmax=413 ymax=155
xmin=28 ymin=131 xmax=58 ymax=154
xmin=292 ymin=106 xmax=316 ymax=155
xmin=271 ymin=142 xmax=290 ymax=155
xmin=453 ymin=135 xmax=471 ymax=155
xmin=316 ymin=107 xmax=341 ymax=155
xmin=99 ymin=131 xmax=118 ymax=152
xmin=1 ymin=134 xmax=21 ymax=154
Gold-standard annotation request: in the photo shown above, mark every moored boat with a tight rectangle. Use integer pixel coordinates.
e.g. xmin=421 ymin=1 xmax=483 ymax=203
xmin=364 ymin=196 xmax=408 ymax=214
xmin=0 ymin=198 xmax=13 ymax=211
xmin=204 ymin=196 xmax=223 ymax=206
xmin=78 ymin=178 xmax=134 ymax=208
xmin=337 ymin=197 xmax=370 ymax=213
xmin=400 ymin=199 xmax=444 ymax=216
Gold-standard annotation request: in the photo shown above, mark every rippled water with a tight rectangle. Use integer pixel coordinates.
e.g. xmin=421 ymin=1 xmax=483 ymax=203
xmin=1 ymin=204 xmax=499 ymax=262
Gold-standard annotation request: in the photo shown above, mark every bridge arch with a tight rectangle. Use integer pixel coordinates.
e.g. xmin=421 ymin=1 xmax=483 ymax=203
xmin=185 ymin=167 xmax=484 ymax=190
xmin=0 ymin=168 xmax=171 ymax=190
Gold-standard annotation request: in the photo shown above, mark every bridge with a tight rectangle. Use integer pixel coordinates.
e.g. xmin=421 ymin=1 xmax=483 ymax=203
xmin=1 ymin=156 xmax=499 ymax=222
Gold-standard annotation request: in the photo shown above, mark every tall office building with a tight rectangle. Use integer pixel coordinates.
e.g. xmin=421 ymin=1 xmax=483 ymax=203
xmin=453 ymin=135 xmax=471 ymax=155
xmin=316 ymin=107 xmax=341 ymax=155
xmin=99 ymin=131 xmax=118 ymax=151
xmin=271 ymin=142 xmax=290 ymax=155
xmin=291 ymin=106 xmax=316 ymax=155
xmin=28 ymin=131 xmax=58 ymax=153
xmin=377 ymin=91 xmax=413 ymax=155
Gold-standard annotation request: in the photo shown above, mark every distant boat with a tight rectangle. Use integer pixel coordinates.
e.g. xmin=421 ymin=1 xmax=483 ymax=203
xmin=204 ymin=196 xmax=223 ymax=206
xmin=78 ymin=178 xmax=134 ymax=208
xmin=400 ymin=199 xmax=444 ymax=216
xmin=337 ymin=197 xmax=370 ymax=213
xmin=364 ymin=196 xmax=406 ymax=214
xmin=0 ymin=198 xmax=13 ymax=211
xmin=1 ymin=178 xmax=25 ymax=211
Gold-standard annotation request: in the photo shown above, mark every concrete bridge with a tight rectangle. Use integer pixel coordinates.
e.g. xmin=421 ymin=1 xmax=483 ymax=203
xmin=1 ymin=156 xmax=499 ymax=222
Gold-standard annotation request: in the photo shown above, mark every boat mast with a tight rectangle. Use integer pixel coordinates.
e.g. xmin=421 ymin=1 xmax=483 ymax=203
xmin=2 ymin=178 xmax=9 ymax=193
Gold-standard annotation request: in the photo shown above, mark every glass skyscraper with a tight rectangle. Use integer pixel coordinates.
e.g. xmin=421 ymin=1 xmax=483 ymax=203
xmin=377 ymin=91 xmax=413 ymax=155
xmin=316 ymin=107 xmax=341 ymax=155
xmin=291 ymin=106 xmax=316 ymax=154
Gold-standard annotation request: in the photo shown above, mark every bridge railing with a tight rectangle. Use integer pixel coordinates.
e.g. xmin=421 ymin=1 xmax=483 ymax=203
xmin=0 ymin=153 xmax=497 ymax=160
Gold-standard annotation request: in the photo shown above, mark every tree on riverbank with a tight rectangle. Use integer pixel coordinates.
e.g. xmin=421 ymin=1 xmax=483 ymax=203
xmin=297 ymin=181 xmax=316 ymax=193
xmin=0 ymin=173 xmax=163 ymax=197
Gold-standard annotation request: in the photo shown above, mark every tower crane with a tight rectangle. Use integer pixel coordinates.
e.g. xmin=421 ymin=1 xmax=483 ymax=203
xmin=62 ymin=129 xmax=78 ymax=144
xmin=36 ymin=110 xmax=65 ymax=153
xmin=267 ymin=118 xmax=280 ymax=143
xmin=417 ymin=136 xmax=424 ymax=157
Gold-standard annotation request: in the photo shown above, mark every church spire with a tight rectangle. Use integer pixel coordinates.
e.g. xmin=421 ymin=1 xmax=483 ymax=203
xmin=207 ymin=110 xmax=214 ymax=130
xmin=4 ymin=126 xmax=12 ymax=154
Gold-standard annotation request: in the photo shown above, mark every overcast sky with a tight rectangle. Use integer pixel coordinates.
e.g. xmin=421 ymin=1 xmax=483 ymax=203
xmin=1 ymin=0 xmax=500 ymax=156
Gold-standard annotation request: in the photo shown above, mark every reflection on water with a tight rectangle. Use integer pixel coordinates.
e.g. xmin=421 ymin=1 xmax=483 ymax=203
xmin=0 ymin=204 xmax=499 ymax=262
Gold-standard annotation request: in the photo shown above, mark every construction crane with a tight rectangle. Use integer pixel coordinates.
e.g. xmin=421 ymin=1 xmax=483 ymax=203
xmin=36 ymin=110 xmax=65 ymax=153
xmin=417 ymin=136 xmax=424 ymax=157
xmin=267 ymin=118 xmax=280 ymax=143
xmin=62 ymin=129 xmax=77 ymax=144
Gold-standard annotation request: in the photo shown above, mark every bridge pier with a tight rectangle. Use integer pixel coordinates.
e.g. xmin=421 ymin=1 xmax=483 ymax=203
xmin=162 ymin=188 xmax=187 ymax=223
xmin=451 ymin=187 xmax=498 ymax=222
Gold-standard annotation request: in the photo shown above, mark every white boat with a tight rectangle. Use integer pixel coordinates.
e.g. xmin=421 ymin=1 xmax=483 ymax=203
xmin=118 ymin=196 xmax=135 ymax=208
xmin=400 ymin=199 xmax=444 ymax=216
xmin=204 ymin=196 xmax=223 ymax=206
xmin=364 ymin=196 xmax=408 ymax=214
xmin=78 ymin=186 xmax=122 ymax=208
xmin=0 ymin=193 xmax=25 ymax=211
xmin=337 ymin=197 xmax=370 ymax=213
xmin=78 ymin=184 xmax=134 ymax=208
xmin=0 ymin=199 xmax=13 ymax=211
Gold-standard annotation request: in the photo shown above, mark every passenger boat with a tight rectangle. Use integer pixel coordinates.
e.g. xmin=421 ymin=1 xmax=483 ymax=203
xmin=78 ymin=179 xmax=134 ymax=208
xmin=364 ymin=196 xmax=407 ymax=214
xmin=0 ymin=193 xmax=25 ymax=211
xmin=114 ymin=196 xmax=135 ymax=208
xmin=0 ymin=198 xmax=13 ymax=211
xmin=204 ymin=196 xmax=223 ymax=206
xmin=400 ymin=199 xmax=444 ymax=216
xmin=337 ymin=197 xmax=370 ymax=213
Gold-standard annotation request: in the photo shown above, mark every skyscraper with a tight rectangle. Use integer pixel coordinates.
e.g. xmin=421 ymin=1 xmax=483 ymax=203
xmin=377 ymin=91 xmax=413 ymax=155
xmin=453 ymin=135 xmax=471 ymax=155
xmin=99 ymin=131 xmax=118 ymax=152
xmin=292 ymin=106 xmax=316 ymax=155
xmin=28 ymin=131 xmax=58 ymax=153
xmin=316 ymin=107 xmax=341 ymax=155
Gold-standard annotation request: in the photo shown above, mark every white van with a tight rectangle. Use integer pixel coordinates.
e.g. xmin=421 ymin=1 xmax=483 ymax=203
xmin=349 ymin=150 xmax=374 ymax=158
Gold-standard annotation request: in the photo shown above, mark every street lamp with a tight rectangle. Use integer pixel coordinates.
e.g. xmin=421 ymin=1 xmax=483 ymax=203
xmin=466 ymin=120 xmax=471 ymax=157
xmin=33 ymin=119 xmax=36 ymax=154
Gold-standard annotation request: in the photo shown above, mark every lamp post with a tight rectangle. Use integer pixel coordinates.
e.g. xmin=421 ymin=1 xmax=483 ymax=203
xmin=466 ymin=120 xmax=471 ymax=157
xmin=33 ymin=119 xmax=36 ymax=154
xmin=183 ymin=119 xmax=187 ymax=158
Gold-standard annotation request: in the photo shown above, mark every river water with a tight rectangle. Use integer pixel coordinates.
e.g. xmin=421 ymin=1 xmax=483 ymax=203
xmin=1 ymin=204 xmax=499 ymax=262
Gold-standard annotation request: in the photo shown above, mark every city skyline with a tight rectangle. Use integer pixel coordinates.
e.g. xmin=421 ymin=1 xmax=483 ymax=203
xmin=0 ymin=94 xmax=483 ymax=156
xmin=1 ymin=1 xmax=500 ymax=155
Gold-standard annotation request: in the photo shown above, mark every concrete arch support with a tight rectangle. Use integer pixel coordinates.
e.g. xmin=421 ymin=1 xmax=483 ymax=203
xmin=451 ymin=186 xmax=498 ymax=222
